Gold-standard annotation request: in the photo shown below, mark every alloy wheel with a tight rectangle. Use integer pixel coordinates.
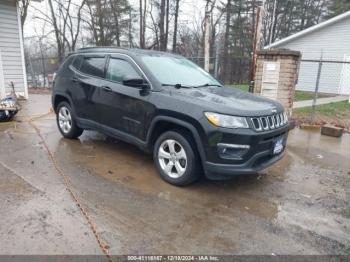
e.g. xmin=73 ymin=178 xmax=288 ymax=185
xmin=158 ymin=139 xmax=187 ymax=178
xmin=58 ymin=106 xmax=72 ymax=134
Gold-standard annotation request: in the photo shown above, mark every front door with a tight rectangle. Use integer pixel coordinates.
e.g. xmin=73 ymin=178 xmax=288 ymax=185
xmin=98 ymin=55 xmax=153 ymax=140
xmin=339 ymin=55 xmax=350 ymax=95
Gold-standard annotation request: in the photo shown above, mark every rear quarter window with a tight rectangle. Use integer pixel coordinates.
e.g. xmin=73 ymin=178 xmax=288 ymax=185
xmin=57 ymin=55 xmax=75 ymax=74
xmin=72 ymin=55 xmax=83 ymax=70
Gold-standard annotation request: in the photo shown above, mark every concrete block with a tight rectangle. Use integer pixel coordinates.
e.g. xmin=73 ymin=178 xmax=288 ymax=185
xmin=300 ymin=124 xmax=321 ymax=130
xmin=321 ymin=124 xmax=344 ymax=138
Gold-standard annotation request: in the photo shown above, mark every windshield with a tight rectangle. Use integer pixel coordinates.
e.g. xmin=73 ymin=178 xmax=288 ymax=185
xmin=141 ymin=55 xmax=221 ymax=87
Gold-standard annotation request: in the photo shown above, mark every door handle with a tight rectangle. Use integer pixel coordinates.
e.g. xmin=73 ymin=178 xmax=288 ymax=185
xmin=101 ymin=86 xmax=112 ymax=92
xmin=71 ymin=76 xmax=80 ymax=83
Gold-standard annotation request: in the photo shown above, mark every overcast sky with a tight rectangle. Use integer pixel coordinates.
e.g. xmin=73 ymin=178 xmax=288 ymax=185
xmin=23 ymin=0 xmax=208 ymax=40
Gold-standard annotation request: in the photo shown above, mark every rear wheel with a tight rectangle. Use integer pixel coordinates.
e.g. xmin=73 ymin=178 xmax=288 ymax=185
xmin=153 ymin=130 xmax=201 ymax=186
xmin=56 ymin=102 xmax=83 ymax=139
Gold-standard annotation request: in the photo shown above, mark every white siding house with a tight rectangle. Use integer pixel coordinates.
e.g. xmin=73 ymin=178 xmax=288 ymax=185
xmin=0 ymin=0 xmax=28 ymax=99
xmin=265 ymin=11 xmax=350 ymax=95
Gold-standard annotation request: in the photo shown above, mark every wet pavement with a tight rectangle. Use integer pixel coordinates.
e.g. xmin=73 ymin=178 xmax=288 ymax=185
xmin=0 ymin=93 xmax=349 ymax=256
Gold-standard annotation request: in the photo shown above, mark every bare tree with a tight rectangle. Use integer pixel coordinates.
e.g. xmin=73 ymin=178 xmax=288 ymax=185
xmin=47 ymin=0 xmax=64 ymax=64
xmin=139 ymin=0 xmax=147 ymax=48
xmin=25 ymin=0 xmax=349 ymax=86
xmin=159 ymin=0 xmax=166 ymax=50
xmin=34 ymin=0 xmax=86 ymax=64
xmin=83 ymin=0 xmax=132 ymax=46
xmin=19 ymin=0 xmax=30 ymax=36
xmin=222 ymin=0 xmax=231 ymax=83
xmin=148 ymin=1 xmax=160 ymax=49
xmin=58 ymin=0 xmax=87 ymax=50
xmin=165 ymin=0 xmax=170 ymax=49
xmin=172 ymin=0 xmax=180 ymax=52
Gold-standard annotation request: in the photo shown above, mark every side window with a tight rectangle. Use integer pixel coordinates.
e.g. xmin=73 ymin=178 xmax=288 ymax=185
xmin=72 ymin=55 xmax=83 ymax=70
xmin=106 ymin=58 xmax=141 ymax=82
xmin=80 ymin=57 xmax=105 ymax=78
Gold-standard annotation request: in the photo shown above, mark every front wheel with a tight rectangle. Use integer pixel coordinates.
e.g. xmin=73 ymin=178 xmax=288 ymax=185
xmin=56 ymin=102 xmax=83 ymax=139
xmin=153 ymin=131 xmax=201 ymax=186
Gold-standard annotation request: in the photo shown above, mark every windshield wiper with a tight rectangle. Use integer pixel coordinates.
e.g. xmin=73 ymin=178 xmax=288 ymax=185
xmin=161 ymin=83 xmax=193 ymax=89
xmin=162 ymin=83 xmax=222 ymax=89
xmin=194 ymin=83 xmax=222 ymax=88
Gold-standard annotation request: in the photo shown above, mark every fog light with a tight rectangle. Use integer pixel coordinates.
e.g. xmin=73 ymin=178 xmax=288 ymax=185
xmin=217 ymin=143 xmax=250 ymax=159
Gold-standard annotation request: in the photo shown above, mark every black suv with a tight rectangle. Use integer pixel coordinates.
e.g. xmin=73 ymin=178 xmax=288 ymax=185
xmin=52 ymin=47 xmax=289 ymax=186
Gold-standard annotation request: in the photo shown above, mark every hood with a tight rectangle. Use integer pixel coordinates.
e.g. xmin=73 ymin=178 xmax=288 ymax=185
xmin=166 ymin=86 xmax=284 ymax=117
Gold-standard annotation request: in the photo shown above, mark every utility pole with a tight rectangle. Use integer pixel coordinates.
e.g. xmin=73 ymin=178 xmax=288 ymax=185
xmin=214 ymin=20 xmax=222 ymax=78
xmin=311 ymin=52 xmax=323 ymax=124
xmin=214 ymin=36 xmax=220 ymax=78
xmin=28 ymin=54 xmax=37 ymax=88
xmin=139 ymin=0 xmax=143 ymax=48
xmin=204 ymin=3 xmax=211 ymax=72
xmin=249 ymin=0 xmax=265 ymax=92
xmin=0 ymin=49 xmax=4 ymax=99
xmin=129 ymin=9 xmax=133 ymax=48
xmin=269 ymin=0 xmax=277 ymax=45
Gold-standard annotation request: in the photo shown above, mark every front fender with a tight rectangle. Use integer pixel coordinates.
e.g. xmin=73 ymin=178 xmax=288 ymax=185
xmin=146 ymin=115 xmax=207 ymax=165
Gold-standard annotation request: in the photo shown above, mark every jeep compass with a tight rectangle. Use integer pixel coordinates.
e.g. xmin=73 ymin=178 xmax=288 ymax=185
xmin=52 ymin=47 xmax=289 ymax=186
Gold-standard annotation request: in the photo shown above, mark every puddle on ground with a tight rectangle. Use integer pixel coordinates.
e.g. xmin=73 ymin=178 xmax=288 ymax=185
xmin=287 ymin=128 xmax=350 ymax=170
xmin=49 ymin=129 xmax=282 ymax=221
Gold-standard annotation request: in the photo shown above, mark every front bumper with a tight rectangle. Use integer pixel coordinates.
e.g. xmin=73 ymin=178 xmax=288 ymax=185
xmin=200 ymin=120 xmax=289 ymax=179
xmin=204 ymin=149 xmax=285 ymax=179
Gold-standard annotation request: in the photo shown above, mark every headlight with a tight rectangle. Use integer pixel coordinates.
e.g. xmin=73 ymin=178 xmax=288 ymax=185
xmin=205 ymin=112 xmax=249 ymax=129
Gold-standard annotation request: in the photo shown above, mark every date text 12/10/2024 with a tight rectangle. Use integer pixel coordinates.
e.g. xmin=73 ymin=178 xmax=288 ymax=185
xmin=127 ymin=255 xmax=219 ymax=261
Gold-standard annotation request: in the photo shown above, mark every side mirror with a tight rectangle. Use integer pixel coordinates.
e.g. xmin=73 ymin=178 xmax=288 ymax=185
xmin=122 ymin=76 xmax=149 ymax=89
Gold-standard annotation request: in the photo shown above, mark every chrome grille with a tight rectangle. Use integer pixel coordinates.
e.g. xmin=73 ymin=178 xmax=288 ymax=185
xmin=250 ymin=112 xmax=287 ymax=132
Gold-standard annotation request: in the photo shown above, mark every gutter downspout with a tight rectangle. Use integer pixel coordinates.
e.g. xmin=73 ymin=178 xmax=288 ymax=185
xmin=16 ymin=1 xmax=29 ymax=99
xmin=0 ymin=47 xmax=5 ymax=99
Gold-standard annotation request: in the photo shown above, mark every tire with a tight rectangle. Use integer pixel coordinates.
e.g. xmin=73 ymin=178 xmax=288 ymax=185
xmin=56 ymin=101 xmax=83 ymax=139
xmin=153 ymin=130 xmax=201 ymax=186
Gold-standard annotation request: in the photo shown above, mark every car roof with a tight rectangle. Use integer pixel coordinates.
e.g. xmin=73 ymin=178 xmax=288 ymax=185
xmin=73 ymin=47 xmax=182 ymax=58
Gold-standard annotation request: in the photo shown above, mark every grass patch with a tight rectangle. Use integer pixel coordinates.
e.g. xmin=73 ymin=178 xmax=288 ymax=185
xmin=229 ymin=84 xmax=249 ymax=92
xmin=293 ymin=101 xmax=350 ymax=118
xmin=294 ymin=91 xmax=334 ymax=101
xmin=293 ymin=101 xmax=350 ymax=128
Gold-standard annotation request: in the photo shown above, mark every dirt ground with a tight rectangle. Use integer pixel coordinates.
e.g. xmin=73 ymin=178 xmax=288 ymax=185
xmin=291 ymin=100 xmax=350 ymax=132
xmin=292 ymin=114 xmax=350 ymax=132
xmin=0 ymin=93 xmax=349 ymax=257
xmin=28 ymin=87 xmax=52 ymax=94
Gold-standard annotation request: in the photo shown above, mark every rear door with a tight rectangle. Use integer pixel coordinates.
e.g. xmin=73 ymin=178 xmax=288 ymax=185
xmin=70 ymin=55 xmax=106 ymax=121
xmin=98 ymin=54 xmax=153 ymax=140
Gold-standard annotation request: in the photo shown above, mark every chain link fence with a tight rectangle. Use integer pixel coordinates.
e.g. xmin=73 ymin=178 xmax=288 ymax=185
xmin=292 ymin=58 xmax=350 ymax=130
xmin=26 ymin=57 xmax=59 ymax=89
xmin=186 ymin=56 xmax=251 ymax=85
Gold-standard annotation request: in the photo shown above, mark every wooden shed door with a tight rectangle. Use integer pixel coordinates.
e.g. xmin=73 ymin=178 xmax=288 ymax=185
xmin=339 ymin=55 xmax=350 ymax=95
xmin=261 ymin=61 xmax=280 ymax=99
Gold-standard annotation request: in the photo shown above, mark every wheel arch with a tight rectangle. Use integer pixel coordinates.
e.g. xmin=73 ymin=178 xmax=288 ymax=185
xmin=53 ymin=93 xmax=74 ymax=114
xmin=146 ymin=116 xmax=206 ymax=165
